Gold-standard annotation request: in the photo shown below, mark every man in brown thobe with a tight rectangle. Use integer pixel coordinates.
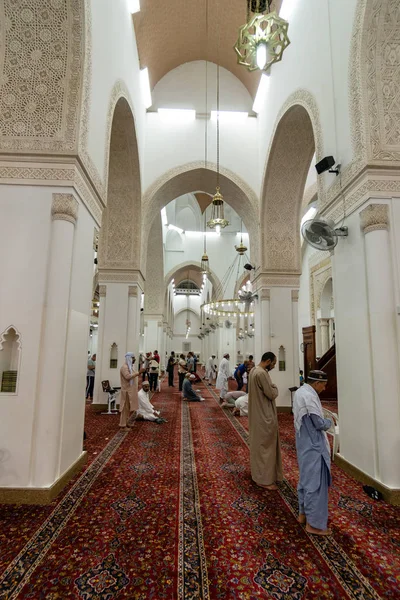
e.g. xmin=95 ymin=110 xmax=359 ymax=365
xmin=119 ymin=353 xmax=143 ymax=429
xmin=248 ymin=352 xmax=283 ymax=490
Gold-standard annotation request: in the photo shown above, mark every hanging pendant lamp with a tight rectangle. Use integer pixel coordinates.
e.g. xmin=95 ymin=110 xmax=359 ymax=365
xmin=234 ymin=0 xmax=290 ymax=73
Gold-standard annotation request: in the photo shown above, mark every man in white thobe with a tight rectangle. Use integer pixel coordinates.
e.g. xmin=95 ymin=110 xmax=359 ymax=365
xmin=137 ymin=381 xmax=167 ymax=423
xmin=216 ymin=353 xmax=231 ymax=403
xmin=206 ymin=354 xmax=216 ymax=382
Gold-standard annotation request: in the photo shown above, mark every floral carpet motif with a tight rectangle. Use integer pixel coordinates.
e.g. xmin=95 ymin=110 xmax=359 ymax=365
xmin=0 ymin=376 xmax=399 ymax=598
xmin=74 ymin=553 xmax=129 ymax=599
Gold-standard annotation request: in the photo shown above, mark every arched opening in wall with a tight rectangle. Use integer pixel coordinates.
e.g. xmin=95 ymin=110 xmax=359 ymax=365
xmin=165 ymin=229 xmax=184 ymax=252
xmin=261 ymin=105 xmax=316 ymax=273
xmin=110 ymin=343 xmax=118 ymax=369
xmin=98 ymin=97 xmax=141 ymax=272
xmin=320 ymin=277 xmax=335 ymax=351
xmin=143 ymin=166 xmax=258 ymax=276
xmin=0 ymin=326 xmax=21 ymax=394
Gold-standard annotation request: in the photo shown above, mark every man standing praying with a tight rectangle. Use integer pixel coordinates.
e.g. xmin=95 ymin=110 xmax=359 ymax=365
xmin=293 ymin=370 xmax=332 ymax=536
xmin=216 ymin=353 xmax=230 ymax=403
xmin=248 ymin=352 xmax=282 ymax=491
xmin=119 ymin=353 xmax=143 ymax=429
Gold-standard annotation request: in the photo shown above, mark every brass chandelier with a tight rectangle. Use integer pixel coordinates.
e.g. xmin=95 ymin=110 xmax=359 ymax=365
xmin=234 ymin=0 xmax=290 ymax=72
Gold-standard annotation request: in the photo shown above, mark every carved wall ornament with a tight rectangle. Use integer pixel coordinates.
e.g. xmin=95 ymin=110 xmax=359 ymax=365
xmin=258 ymin=289 xmax=271 ymax=301
xmin=98 ymin=285 xmax=107 ymax=297
xmin=309 ymin=258 xmax=332 ymax=325
xmin=0 ymin=0 xmax=84 ymax=154
xmin=51 ymin=193 xmax=78 ymax=225
xmin=98 ymin=270 xmax=145 ymax=287
xmin=0 ymin=160 xmax=103 ymax=225
xmin=360 ymin=203 xmax=389 ymax=234
xmin=291 ymin=290 xmax=299 ymax=302
xmin=254 ymin=272 xmax=301 ymax=289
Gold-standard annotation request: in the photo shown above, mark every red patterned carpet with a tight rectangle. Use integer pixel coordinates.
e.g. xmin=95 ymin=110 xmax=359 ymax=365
xmin=0 ymin=376 xmax=399 ymax=599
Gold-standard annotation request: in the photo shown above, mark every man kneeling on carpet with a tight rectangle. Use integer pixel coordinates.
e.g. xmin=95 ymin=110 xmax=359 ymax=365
xmin=221 ymin=391 xmax=248 ymax=416
xmin=119 ymin=353 xmax=145 ymax=429
xmin=182 ymin=373 xmax=204 ymax=402
xmin=293 ymin=370 xmax=332 ymax=536
xmin=137 ymin=381 xmax=167 ymax=424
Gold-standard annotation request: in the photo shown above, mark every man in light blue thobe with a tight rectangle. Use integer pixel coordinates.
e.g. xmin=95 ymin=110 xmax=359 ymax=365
xmin=293 ymin=370 xmax=332 ymax=536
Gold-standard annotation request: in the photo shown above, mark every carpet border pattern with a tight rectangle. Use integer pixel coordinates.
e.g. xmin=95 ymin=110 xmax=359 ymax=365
xmin=0 ymin=428 xmax=130 ymax=600
xmin=178 ymin=401 xmax=210 ymax=600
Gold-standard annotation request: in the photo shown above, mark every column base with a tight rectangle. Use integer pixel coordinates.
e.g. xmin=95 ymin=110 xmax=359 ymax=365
xmin=0 ymin=451 xmax=87 ymax=505
xmin=334 ymin=453 xmax=400 ymax=506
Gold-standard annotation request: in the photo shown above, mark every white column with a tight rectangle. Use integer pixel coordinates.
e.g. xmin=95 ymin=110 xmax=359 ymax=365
xmin=254 ymin=288 xmax=270 ymax=363
xmin=93 ymin=285 xmax=107 ymax=403
xmin=127 ymin=285 xmax=141 ymax=352
xmin=31 ymin=194 xmax=78 ymax=487
xmin=291 ymin=290 xmax=300 ymax=382
xmin=319 ymin=318 xmax=330 ymax=355
xmin=360 ymin=204 xmax=400 ymax=487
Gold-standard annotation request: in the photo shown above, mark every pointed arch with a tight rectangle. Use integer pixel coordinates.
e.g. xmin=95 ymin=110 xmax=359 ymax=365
xmin=260 ymin=90 xmax=323 ymax=273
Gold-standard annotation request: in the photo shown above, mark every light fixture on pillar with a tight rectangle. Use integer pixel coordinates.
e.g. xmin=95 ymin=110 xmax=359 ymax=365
xmin=234 ymin=1 xmax=290 ymax=73
xmin=207 ymin=5 xmax=229 ymax=235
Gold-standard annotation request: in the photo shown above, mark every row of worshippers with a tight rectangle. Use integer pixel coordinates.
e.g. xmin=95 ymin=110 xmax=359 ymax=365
xmin=138 ymin=350 xmax=162 ymax=391
xmin=119 ymin=352 xmax=167 ymax=426
xmin=247 ymin=352 xmax=332 ymax=536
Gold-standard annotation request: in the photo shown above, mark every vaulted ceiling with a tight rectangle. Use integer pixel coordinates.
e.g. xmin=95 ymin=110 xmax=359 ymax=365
xmin=133 ymin=0 xmax=282 ymax=98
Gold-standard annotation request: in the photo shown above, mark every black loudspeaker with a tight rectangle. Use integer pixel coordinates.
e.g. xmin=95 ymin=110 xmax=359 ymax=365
xmin=315 ymin=156 xmax=335 ymax=175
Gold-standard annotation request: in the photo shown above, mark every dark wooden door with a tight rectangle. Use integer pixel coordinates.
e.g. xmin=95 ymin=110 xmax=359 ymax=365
xmin=302 ymin=326 xmax=317 ymax=379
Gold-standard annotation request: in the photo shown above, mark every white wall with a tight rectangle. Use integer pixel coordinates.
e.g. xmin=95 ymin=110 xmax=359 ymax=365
xmin=258 ymin=0 xmax=358 ymax=195
xmin=143 ymin=61 xmax=259 ymax=194
xmin=86 ymin=0 xmax=146 ymax=186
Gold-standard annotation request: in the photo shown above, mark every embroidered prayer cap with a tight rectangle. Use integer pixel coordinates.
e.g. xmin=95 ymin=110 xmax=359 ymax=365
xmin=308 ymin=370 xmax=328 ymax=382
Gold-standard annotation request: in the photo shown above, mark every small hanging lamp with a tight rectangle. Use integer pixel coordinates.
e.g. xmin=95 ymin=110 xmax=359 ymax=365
xmin=201 ymin=215 xmax=210 ymax=273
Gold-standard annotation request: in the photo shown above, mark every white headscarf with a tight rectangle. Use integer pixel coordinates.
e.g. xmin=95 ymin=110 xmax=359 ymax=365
xmin=293 ymin=383 xmax=330 ymax=451
xmin=125 ymin=352 xmax=135 ymax=385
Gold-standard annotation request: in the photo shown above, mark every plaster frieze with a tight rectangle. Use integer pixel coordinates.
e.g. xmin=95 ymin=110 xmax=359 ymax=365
xmin=360 ymin=204 xmax=389 ymax=234
xmin=98 ymin=285 xmax=107 ymax=297
xmin=51 ymin=194 xmax=78 ymax=225
xmin=98 ymin=270 xmax=145 ymax=288
xmin=254 ymin=273 xmax=301 ymax=289
xmin=0 ymin=158 xmax=103 ymax=225
xmin=322 ymin=169 xmax=400 ymax=224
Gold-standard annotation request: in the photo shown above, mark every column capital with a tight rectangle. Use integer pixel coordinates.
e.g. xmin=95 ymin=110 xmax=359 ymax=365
xmin=291 ymin=290 xmax=299 ymax=302
xmin=51 ymin=194 xmax=78 ymax=225
xmin=128 ymin=285 xmax=138 ymax=297
xmin=98 ymin=285 xmax=107 ymax=297
xmin=360 ymin=204 xmax=389 ymax=234
xmin=253 ymin=271 xmax=300 ymax=289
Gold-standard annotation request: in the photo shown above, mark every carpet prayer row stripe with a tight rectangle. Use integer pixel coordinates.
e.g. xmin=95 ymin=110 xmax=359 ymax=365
xmin=0 ymin=427 xmax=129 ymax=599
xmin=178 ymin=401 xmax=210 ymax=599
xmin=203 ymin=381 xmax=383 ymax=600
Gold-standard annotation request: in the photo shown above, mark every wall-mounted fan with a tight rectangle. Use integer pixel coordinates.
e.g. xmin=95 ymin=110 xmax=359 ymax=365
xmin=301 ymin=217 xmax=348 ymax=251
xmin=225 ymin=319 xmax=232 ymax=329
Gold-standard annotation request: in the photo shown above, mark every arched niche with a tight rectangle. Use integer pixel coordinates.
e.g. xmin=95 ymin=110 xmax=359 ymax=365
xmin=260 ymin=101 xmax=318 ymax=273
xmin=175 ymin=204 xmax=199 ymax=232
xmin=98 ymin=95 xmax=141 ymax=271
xmin=142 ymin=163 xmax=258 ymax=277
xmin=0 ymin=326 xmax=22 ymax=394
xmin=165 ymin=229 xmax=184 ymax=252
xmin=320 ymin=277 xmax=334 ymax=319
xmin=278 ymin=345 xmax=286 ymax=372
xmin=164 ymin=262 xmax=222 ymax=300
xmin=110 ymin=343 xmax=118 ymax=369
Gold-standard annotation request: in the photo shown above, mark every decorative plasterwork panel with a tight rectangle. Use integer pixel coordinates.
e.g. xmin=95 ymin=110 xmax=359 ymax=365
xmin=0 ymin=0 xmax=84 ymax=154
xmin=143 ymin=216 xmax=164 ymax=315
xmin=98 ymin=270 xmax=145 ymax=288
xmin=254 ymin=272 xmax=300 ymax=289
xmin=260 ymin=90 xmax=324 ymax=273
xmin=98 ymin=96 xmax=142 ymax=271
xmin=366 ymin=0 xmax=400 ymax=161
